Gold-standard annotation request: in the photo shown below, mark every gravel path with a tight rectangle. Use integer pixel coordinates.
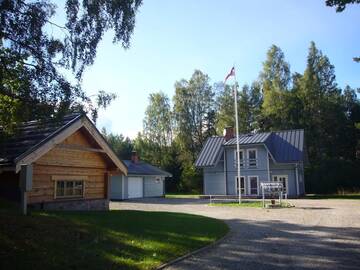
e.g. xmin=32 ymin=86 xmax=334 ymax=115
xmin=111 ymin=198 xmax=360 ymax=270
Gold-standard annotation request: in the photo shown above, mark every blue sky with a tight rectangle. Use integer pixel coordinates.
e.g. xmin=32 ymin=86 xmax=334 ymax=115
xmin=56 ymin=0 xmax=360 ymax=138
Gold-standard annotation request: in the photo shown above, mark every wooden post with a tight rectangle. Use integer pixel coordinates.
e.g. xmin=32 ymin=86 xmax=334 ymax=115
xmin=105 ymin=172 xmax=111 ymax=200
xmin=20 ymin=191 xmax=27 ymax=215
xmin=19 ymin=164 xmax=33 ymax=215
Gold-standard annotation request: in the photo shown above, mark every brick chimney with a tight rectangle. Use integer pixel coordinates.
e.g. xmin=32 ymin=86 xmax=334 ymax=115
xmin=224 ymin=126 xmax=234 ymax=141
xmin=131 ymin=151 xmax=139 ymax=163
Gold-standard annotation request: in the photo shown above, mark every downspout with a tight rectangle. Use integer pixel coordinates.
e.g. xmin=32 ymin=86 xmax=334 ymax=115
xmin=224 ymin=150 xmax=227 ymax=195
xmin=295 ymin=164 xmax=300 ymax=197
xmin=267 ymin=150 xmax=271 ymax=182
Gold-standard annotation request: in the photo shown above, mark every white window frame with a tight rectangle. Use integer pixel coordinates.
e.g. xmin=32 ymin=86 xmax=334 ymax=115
xmin=247 ymin=148 xmax=258 ymax=168
xmin=234 ymin=149 xmax=245 ymax=168
xmin=53 ymin=175 xmax=87 ymax=199
xmin=235 ymin=176 xmax=246 ymax=195
xmin=248 ymin=175 xmax=259 ymax=196
xmin=272 ymin=175 xmax=288 ymax=194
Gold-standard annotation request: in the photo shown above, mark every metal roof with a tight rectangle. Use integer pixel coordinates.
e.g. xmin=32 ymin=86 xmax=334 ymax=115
xmin=0 ymin=114 xmax=81 ymax=166
xmin=268 ymin=130 xmax=304 ymax=163
xmin=123 ymin=160 xmax=172 ymax=177
xmin=224 ymin=132 xmax=272 ymax=146
xmin=195 ymin=129 xmax=305 ymax=167
xmin=195 ymin=136 xmax=225 ymax=167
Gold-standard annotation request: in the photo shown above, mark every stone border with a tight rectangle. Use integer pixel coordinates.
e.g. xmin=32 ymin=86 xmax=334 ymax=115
xmin=156 ymin=226 xmax=231 ymax=269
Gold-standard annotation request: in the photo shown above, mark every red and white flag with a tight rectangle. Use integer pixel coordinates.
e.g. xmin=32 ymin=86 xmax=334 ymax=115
xmin=224 ymin=67 xmax=235 ymax=82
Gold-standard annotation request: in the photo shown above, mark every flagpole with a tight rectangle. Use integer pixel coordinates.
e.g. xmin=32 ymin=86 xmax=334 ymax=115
xmin=233 ymin=69 xmax=242 ymax=204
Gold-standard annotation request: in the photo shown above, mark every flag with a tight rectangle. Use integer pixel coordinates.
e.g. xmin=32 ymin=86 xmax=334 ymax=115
xmin=224 ymin=67 xmax=235 ymax=82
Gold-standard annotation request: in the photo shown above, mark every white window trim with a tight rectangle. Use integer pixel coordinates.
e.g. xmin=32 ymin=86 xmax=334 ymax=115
xmin=248 ymin=175 xmax=259 ymax=196
xmin=54 ymin=179 xmax=85 ymax=199
xmin=272 ymin=175 xmax=289 ymax=194
xmin=247 ymin=148 xmax=258 ymax=168
xmin=234 ymin=149 xmax=245 ymax=168
xmin=235 ymin=176 xmax=246 ymax=195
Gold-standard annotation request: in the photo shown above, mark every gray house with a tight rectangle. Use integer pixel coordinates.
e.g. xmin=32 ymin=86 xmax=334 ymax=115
xmin=110 ymin=152 xmax=172 ymax=200
xmin=195 ymin=127 xmax=306 ymax=198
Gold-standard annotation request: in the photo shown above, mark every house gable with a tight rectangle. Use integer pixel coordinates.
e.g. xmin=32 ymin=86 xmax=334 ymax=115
xmin=13 ymin=116 xmax=127 ymax=174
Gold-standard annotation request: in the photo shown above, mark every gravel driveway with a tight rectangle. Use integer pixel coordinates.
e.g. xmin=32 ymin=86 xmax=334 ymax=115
xmin=111 ymin=198 xmax=360 ymax=270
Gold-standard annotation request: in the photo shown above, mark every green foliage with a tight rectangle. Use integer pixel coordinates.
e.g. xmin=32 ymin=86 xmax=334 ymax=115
xmin=326 ymin=0 xmax=360 ymax=11
xmin=143 ymin=92 xmax=173 ymax=148
xmin=260 ymin=45 xmax=292 ymax=130
xmin=173 ymin=70 xmax=216 ymax=159
xmin=0 ymin=0 xmax=142 ymax=132
xmin=305 ymin=159 xmax=360 ymax=194
xmin=101 ymin=128 xmax=133 ymax=160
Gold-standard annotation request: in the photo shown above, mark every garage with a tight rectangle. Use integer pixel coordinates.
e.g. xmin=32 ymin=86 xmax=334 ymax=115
xmin=128 ymin=177 xmax=143 ymax=198
xmin=110 ymin=151 xmax=172 ymax=200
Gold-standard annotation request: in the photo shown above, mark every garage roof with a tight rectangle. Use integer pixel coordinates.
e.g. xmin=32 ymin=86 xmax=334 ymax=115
xmin=123 ymin=160 xmax=172 ymax=177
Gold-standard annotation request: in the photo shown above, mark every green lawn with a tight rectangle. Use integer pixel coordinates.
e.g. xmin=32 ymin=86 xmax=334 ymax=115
xmin=0 ymin=201 xmax=228 ymax=270
xmin=305 ymin=194 xmax=360 ymax=200
xmin=210 ymin=200 xmax=263 ymax=207
xmin=210 ymin=200 xmax=293 ymax=208
xmin=165 ymin=194 xmax=200 ymax=199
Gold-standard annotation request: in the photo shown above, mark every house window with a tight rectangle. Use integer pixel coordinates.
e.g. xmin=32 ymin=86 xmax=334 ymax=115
xmin=249 ymin=176 xmax=259 ymax=195
xmin=272 ymin=175 xmax=288 ymax=194
xmin=55 ymin=180 xmax=84 ymax=199
xmin=234 ymin=150 xmax=244 ymax=168
xmin=247 ymin=149 xmax=257 ymax=168
xmin=236 ymin=176 xmax=246 ymax=195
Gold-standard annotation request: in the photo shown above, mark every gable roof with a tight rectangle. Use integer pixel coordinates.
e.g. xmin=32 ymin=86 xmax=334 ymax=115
xmin=123 ymin=160 xmax=172 ymax=177
xmin=195 ymin=136 xmax=225 ymax=167
xmin=224 ymin=132 xmax=272 ymax=146
xmin=0 ymin=114 xmax=127 ymax=174
xmin=267 ymin=130 xmax=304 ymax=163
xmin=195 ymin=129 xmax=305 ymax=167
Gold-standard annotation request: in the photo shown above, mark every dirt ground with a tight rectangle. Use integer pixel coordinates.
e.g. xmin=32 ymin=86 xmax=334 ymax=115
xmin=111 ymin=198 xmax=360 ymax=270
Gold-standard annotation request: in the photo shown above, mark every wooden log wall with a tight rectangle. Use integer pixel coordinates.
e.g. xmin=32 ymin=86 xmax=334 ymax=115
xmin=27 ymin=129 xmax=110 ymax=204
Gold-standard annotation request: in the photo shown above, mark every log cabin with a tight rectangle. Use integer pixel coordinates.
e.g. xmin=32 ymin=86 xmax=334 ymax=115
xmin=0 ymin=114 xmax=127 ymax=211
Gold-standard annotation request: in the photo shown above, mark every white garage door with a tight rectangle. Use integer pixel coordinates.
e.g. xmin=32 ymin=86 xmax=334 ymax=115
xmin=128 ymin=177 xmax=143 ymax=198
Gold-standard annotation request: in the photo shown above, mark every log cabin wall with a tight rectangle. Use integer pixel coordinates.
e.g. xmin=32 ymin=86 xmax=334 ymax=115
xmin=27 ymin=129 xmax=110 ymax=205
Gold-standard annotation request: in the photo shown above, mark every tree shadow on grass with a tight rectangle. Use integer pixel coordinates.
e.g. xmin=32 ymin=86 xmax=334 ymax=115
xmin=172 ymin=219 xmax=360 ymax=270
xmin=0 ymin=209 xmax=228 ymax=270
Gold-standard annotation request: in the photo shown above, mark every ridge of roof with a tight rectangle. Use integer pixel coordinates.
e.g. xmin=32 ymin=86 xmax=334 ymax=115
xmin=14 ymin=114 xmax=83 ymax=164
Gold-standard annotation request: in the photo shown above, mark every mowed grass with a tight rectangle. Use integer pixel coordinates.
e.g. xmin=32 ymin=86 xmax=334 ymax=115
xmin=210 ymin=200 xmax=293 ymax=208
xmin=165 ymin=194 xmax=200 ymax=199
xmin=0 ymin=201 xmax=228 ymax=270
xmin=210 ymin=200 xmax=263 ymax=207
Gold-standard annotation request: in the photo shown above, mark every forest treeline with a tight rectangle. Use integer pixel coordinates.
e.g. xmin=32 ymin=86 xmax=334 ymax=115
xmin=103 ymin=42 xmax=360 ymax=194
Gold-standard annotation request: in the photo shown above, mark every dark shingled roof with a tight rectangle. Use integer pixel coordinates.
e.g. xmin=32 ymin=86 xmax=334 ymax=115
xmin=0 ymin=114 xmax=82 ymax=166
xmin=123 ymin=160 xmax=172 ymax=177
xmin=195 ymin=129 xmax=305 ymax=167
xmin=195 ymin=136 xmax=225 ymax=167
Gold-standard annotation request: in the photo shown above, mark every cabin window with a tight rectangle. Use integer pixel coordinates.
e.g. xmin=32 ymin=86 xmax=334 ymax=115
xmin=55 ymin=180 xmax=84 ymax=199
xmin=247 ymin=149 xmax=257 ymax=167
xmin=234 ymin=150 xmax=244 ymax=168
